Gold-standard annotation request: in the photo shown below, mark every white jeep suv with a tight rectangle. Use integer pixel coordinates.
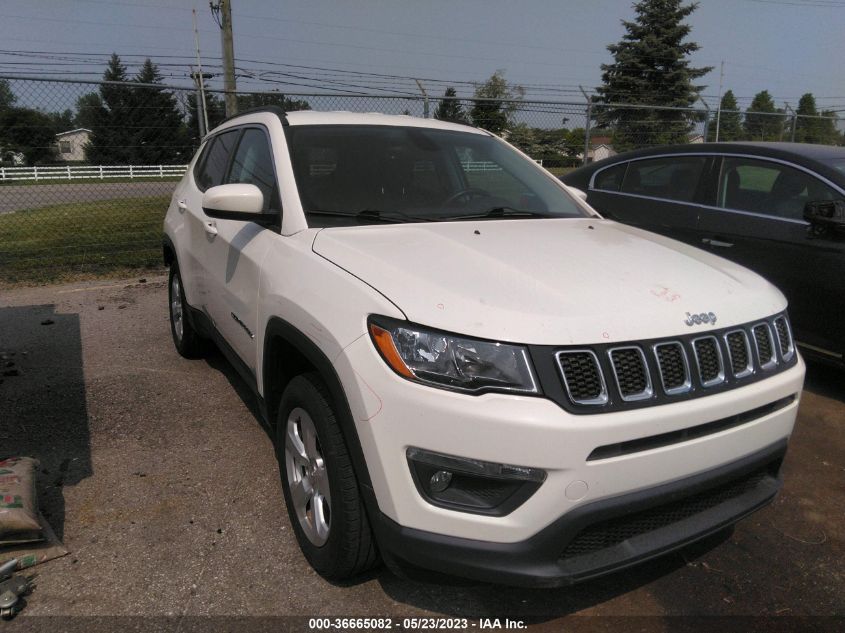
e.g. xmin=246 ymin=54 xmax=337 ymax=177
xmin=163 ymin=107 xmax=805 ymax=586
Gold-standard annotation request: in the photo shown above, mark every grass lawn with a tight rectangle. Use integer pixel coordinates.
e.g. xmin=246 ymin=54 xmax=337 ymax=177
xmin=0 ymin=196 xmax=169 ymax=286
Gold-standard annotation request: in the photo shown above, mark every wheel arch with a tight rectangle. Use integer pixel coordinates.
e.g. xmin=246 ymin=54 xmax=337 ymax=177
xmin=162 ymin=234 xmax=176 ymax=267
xmin=263 ymin=317 xmax=375 ymax=494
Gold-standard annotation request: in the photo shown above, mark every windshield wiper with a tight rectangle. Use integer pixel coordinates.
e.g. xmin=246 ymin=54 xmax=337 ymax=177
xmin=437 ymin=206 xmax=554 ymax=221
xmin=305 ymin=208 xmax=426 ymax=224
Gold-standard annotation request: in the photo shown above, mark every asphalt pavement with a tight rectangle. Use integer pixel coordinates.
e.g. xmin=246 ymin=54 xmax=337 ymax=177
xmin=0 ymin=276 xmax=842 ymax=630
xmin=0 ymin=182 xmax=177 ymax=214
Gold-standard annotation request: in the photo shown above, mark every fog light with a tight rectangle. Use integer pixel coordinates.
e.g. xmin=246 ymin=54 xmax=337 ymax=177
xmin=407 ymin=447 xmax=546 ymax=517
xmin=429 ymin=470 xmax=452 ymax=492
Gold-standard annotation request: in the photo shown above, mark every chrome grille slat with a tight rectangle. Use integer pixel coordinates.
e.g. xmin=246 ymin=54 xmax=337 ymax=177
xmin=556 ymin=350 xmax=608 ymax=405
xmin=692 ymin=336 xmax=725 ymax=387
xmin=773 ymin=316 xmax=795 ymax=362
xmin=608 ymin=346 xmax=653 ymax=401
xmin=653 ymin=342 xmax=691 ymax=395
xmin=724 ymin=330 xmax=753 ymax=378
xmin=752 ymin=323 xmax=777 ymax=370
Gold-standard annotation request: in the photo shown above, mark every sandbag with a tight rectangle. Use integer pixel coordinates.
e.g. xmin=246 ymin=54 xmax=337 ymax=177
xmin=0 ymin=457 xmax=44 ymax=546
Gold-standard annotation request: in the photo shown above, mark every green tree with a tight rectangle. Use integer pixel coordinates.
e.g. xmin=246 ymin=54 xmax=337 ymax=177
xmin=48 ymin=109 xmax=75 ymax=132
xmin=131 ymin=58 xmax=190 ymax=163
xmin=794 ymin=93 xmax=820 ymax=143
xmin=186 ymin=91 xmax=226 ymax=142
xmin=744 ymin=90 xmax=784 ymax=141
xmin=594 ymin=0 xmax=712 ymax=151
xmin=708 ymin=89 xmax=742 ymax=141
xmin=434 ymin=87 xmax=468 ymax=124
xmin=85 ymin=53 xmax=136 ymax=164
xmin=0 ymin=107 xmax=57 ymax=164
xmin=236 ymin=91 xmax=311 ymax=112
xmin=74 ymin=92 xmax=106 ymax=130
xmin=469 ymin=71 xmax=524 ymax=134
xmin=0 ymin=79 xmax=16 ymax=110
xmin=818 ymin=110 xmax=842 ymax=145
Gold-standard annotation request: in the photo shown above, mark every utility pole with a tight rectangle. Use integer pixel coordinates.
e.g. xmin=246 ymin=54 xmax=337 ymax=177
xmin=714 ymin=60 xmax=724 ymax=142
xmin=414 ymin=79 xmax=429 ymax=118
xmin=192 ymin=8 xmax=211 ymax=137
xmin=579 ymin=86 xmax=592 ymax=166
xmin=784 ymin=103 xmax=797 ymax=142
xmin=212 ymin=0 xmax=237 ymax=117
xmin=698 ymin=96 xmax=710 ymax=143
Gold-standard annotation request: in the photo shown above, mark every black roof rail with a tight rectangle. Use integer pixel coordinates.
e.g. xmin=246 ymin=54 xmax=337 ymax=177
xmin=216 ymin=104 xmax=289 ymax=128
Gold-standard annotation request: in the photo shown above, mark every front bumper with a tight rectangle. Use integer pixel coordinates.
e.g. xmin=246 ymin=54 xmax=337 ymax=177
xmin=334 ymin=334 xmax=804 ymax=583
xmin=371 ymin=439 xmax=785 ymax=587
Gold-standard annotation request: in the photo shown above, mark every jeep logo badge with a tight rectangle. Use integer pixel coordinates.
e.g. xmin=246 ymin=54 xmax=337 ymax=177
xmin=685 ymin=311 xmax=717 ymax=326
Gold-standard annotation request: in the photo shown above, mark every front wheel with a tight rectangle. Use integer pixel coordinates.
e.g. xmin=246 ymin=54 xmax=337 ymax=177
xmin=168 ymin=263 xmax=205 ymax=358
xmin=276 ymin=372 xmax=378 ymax=580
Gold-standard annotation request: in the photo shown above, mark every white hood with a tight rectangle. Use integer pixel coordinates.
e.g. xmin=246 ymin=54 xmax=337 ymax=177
xmin=312 ymin=219 xmax=786 ymax=345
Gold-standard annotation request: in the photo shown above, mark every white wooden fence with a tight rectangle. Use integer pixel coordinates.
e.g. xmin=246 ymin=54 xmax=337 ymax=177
xmin=0 ymin=164 xmax=189 ymax=182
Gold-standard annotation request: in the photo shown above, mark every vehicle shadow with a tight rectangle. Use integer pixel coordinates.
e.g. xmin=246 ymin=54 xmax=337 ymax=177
xmin=374 ymin=529 xmax=732 ymax=620
xmin=0 ymin=304 xmax=91 ymax=541
xmin=202 ymin=346 xmax=269 ymax=433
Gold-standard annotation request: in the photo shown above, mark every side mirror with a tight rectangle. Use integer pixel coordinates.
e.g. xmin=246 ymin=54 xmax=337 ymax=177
xmin=804 ymin=200 xmax=845 ymax=234
xmin=202 ymin=184 xmax=264 ymax=220
xmin=566 ymin=186 xmax=588 ymax=203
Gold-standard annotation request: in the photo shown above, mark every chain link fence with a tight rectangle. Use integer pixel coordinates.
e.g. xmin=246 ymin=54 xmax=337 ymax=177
xmin=0 ymin=75 xmax=840 ymax=285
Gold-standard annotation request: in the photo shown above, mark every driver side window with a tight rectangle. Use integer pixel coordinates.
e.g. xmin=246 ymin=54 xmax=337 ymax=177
xmin=718 ymin=157 xmax=838 ymax=220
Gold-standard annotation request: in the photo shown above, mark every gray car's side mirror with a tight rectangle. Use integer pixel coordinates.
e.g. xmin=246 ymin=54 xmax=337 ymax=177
xmin=202 ymin=183 xmax=265 ymax=221
xmin=804 ymin=200 xmax=845 ymax=235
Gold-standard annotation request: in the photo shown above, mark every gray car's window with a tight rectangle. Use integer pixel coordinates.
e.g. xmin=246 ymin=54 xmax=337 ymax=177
xmin=620 ymin=156 xmax=707 ymax=203
xmin=593 ymin=163 xmax=627 ymax=192
xmin=226 ymin=128 xmax=279 ymax=212
xmin=718 ymin=157 xmax=839 ymax=220
xmin=195 ymin=129 xmax=239 ymax=192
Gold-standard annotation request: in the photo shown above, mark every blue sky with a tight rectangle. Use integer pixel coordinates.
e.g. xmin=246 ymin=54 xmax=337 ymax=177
xmin=1 ymin=0 xmax=843 ymax=112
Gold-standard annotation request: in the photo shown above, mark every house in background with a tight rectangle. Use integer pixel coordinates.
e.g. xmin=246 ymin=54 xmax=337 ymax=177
xmin=55 ymin=128 xmax=91 ymax=162
xmin=580 ymin=136 xmax=617 ymax=163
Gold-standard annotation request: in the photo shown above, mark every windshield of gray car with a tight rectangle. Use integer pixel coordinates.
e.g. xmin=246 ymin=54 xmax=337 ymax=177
xmin=285 ymin=124 xmax=588 ymax=226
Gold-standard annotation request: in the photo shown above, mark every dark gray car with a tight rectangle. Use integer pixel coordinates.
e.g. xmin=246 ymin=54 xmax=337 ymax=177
xmin=562 ymin=142 xmax=845 ymax=365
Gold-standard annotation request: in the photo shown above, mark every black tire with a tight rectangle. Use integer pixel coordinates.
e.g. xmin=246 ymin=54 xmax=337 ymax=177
xmin=168 ymin=263 xmax=206 ymax=359
xmin=276 ymin=372 xmax=379 ymax=580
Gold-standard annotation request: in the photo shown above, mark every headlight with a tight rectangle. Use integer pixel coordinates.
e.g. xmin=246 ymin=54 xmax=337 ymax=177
xmin=368 ymin=316 xmax=539 ymax=394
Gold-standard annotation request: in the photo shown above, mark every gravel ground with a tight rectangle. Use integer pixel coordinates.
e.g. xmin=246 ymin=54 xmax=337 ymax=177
xmin=0 ymin=276 xmax=842 ymax=631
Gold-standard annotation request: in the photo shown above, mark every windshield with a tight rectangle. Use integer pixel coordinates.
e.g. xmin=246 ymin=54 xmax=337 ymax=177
xmin=285 ymin=125 xmax=587 ymax=226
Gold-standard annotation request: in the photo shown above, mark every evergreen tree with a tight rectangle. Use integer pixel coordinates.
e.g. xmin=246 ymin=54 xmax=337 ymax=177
xmin=794 ymin=93 xmax=820 ymax=143
xmin=0 ymin=107 xmax=57 ymax=164
xmin=594 ymin=0 xmax=712 ymax=150
xmin=186 ymin=92 xmax=226 ymax=142
xmin=85 ymin=53 xmax=136 ymax=164
xmin=469 ymin=71 xmax=523 ymax=134
xmin=434 ymin=87 xmax=468 ymax=124
xmin=708 ymin=89 xmax=742 ymax=141
xmin=818 ymin=110 xmax=842 ymax=145
xmin=744 ymin=90 xmax=784 ymax=141
xmin=0 ymin=79 xmax=15 ymax=110
xmin=131 ymin=59 xmax=190 ymax=163
xmin=75 ymin=93 xmax=106 ymax=130
xmin=236 ymin=91 xmax=311 ymax=113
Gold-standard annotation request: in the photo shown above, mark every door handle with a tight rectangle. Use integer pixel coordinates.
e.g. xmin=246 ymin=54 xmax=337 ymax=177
xmin=177 ymin=199 xmax=188 ymax=212
xmin=204 ymin=220 xmax=218 ymax=236
xmin=702 ymin=237 xmax=733 ymax=248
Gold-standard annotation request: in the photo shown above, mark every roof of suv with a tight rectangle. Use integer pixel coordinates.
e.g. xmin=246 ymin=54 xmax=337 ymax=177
xmin=285 ymin=110 xmax=488 ymax=134
xmin=222 ymin=106 xmax=488 ymax=135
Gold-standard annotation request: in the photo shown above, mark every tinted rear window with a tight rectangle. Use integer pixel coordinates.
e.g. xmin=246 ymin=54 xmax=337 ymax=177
xmin=621 ymin=156 xmax=707 ymax=203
